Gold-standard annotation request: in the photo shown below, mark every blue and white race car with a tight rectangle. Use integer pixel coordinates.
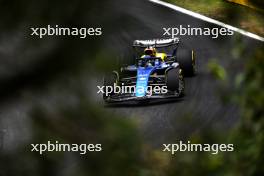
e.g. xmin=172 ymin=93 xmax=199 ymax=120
xmin=103 ymin=38 xmax=196 ymax=102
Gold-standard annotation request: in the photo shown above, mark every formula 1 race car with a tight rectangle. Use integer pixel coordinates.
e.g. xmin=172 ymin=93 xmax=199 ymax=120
xmin=103 ymin=38 xmax=196 ymax=102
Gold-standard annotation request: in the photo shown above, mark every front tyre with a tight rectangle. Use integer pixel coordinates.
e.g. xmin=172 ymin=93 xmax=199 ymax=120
xmin=103 ymin=71 xmax=119 ymax=100
xmin=166 ymin=68 xmax=184 ymax=96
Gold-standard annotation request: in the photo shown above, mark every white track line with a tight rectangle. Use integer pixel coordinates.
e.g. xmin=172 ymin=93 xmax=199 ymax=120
xmin=149 ymin=0 xmax=264 ymax=42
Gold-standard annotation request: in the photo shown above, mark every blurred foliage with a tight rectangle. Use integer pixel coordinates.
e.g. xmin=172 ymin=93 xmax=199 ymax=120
xmin=0 ymin=98 xmax=144 ymax=176
xmin=0 ymin=0 xmax=263 ymax=175
xmin=207 ymin=59 xmax=227 ymax=81
xmin=250 ymin=0 xmax=264 ymax=7
xmin=165 ymin=0 xmax=264 ymax=36
xmin=228 ymin=45 xmax=264 ymax=175
xmin=166 ymin=45 xmax=264 ymax=176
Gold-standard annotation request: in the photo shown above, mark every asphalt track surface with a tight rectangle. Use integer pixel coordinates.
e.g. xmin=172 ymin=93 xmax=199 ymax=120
xmin=0 ymin=0 xmax=263 ymax=150
xmin=101 ymin=0 xmax=262 ymax=146
xmin=100 ymin=1 xmax=261 ymax=146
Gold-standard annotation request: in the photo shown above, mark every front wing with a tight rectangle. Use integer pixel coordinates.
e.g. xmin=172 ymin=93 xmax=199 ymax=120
xmin=104 ymin=91 xmax=182 ymax=103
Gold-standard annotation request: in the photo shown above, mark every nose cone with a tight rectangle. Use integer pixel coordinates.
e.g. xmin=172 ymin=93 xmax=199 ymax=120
xmin=135 ymin=67 xmax=154 ymax=97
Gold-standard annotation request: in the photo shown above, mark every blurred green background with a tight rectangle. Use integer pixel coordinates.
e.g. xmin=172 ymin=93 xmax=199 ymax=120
xmin=0 ymin=0 xmax=263 ymax=176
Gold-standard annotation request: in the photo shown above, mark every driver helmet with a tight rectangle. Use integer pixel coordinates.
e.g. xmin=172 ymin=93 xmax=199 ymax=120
xmin=144 ymin=47 xmax=157 ymax=56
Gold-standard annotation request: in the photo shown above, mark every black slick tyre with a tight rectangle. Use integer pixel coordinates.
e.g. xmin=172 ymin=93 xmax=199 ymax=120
xmin=177 ymin=48 xmax=196 ymax=76
xmin=166 ymin=68 xmax=184 ymax=96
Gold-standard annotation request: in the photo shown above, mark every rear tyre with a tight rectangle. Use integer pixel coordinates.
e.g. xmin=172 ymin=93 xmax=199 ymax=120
xmin=177 ymin=48 xmax=196 ymax=76
xmin=103 ymin=71 xmax=119 ymax=100
xmin=166 ymin=68 xmax=184 ymax=96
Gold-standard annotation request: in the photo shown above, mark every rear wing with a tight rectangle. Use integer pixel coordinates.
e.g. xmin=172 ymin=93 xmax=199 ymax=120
xmin=133 ymin=38 xmax=180 ymax=48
